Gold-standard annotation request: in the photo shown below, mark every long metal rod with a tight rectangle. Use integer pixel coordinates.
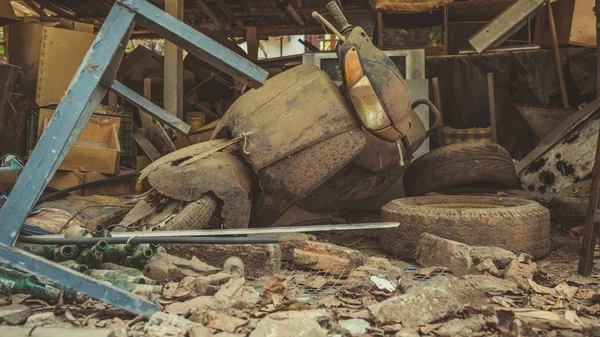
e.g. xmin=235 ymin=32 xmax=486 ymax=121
xmin=578 ymin=126 xmax=600 ymax=275
xmin=24 ymin=222 xmax=401 ymax=239
xmin=546 ymin=0 xmax=569 ymax=108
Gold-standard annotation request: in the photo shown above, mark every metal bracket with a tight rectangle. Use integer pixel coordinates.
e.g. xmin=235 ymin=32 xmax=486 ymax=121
xmin=0 ymin=0 xmax=268 ymax=318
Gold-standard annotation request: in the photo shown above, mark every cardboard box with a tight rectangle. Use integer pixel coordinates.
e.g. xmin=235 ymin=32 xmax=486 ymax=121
xmin=49 ymin=169 xmax=137 ymax=196
xmin=534 ymin=0 xmax=595 ymax=47
xmin=7 ymin=22 xmax=96 ymax=106
xmin=37 ymin=109 xmax=121 ymax=174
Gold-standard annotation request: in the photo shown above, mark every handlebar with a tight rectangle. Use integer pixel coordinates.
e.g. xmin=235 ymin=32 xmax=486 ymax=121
xmin=326 ymin=1 xmax=350 ymax=32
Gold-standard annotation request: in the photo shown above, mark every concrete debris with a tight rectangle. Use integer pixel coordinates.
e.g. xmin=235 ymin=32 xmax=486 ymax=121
xmin=503 ymin=259 xmax=537 ymax=289
xmin=435 ymin=314 xmax=497 ymax=337
xmin=470 ymin=246 xmax=517 ymax=269
xmin=166 ymin=244 xmax=281 ymax=278
xmin=268 ymin=309 xmax=330 ymax=321
xmin=143 ymin=250 xmax=219 ymax=284
xmin=339 ymin=318 xmax=371 ymax=335
xmin=204 ymin=310 xmax=248 ymax=333
xmin=144 ymin=312 xmax=199 ymax=337
xmin=475 ymin=258 xmax=501 ymax=277
xmin=368 ymin=279 xmax=461 ymax=326
xmin=188 ymin=325 xmax=213 ymax=337
xmin=164 ymin=296 xmax=215 ymax=315
xmin=0 ymin=304 xmax=31 ymax=325
xmin=348 ymin=256 xmax=403 ymax=284
xmin=24 ymin=312 xmax=68 ymax=328
xmin=249 ymin=317 xmax=327 ymax=337
xmin=280 ymin=240 xmax=365 ymax=276
xmin=213 ymin=277 xmax=260 ymax=310
xmin=177 ymin=273 xmax=233 ymax=297
xmin=261 ymin=274 xmax=297 ymax=307
xmin=415 ymin=233 xmax=473 ymax=275
xmin=394 ymin=330 xmax=420 ymax=337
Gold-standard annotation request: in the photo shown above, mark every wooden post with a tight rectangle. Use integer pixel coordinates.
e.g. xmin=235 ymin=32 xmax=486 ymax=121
xmin=546 ymin=0 xmax=569 ymax=108
xmin=164 ymin=0 xmax=184 ymax=119
xmin=487 ymin=73 xmax=498 ymax=144
xmin=377 ymin=11 xmax=384 ymax=49
xmin=597 ymin=0 xmax=600 ymax=98
xmin=578 ymin=127 xmax=600 ymax=275
xmin=443 ymin=6 xmax=449 ymax=55
xmin=108 ymin=92 xmax=119 ymax=113
xmin=246 ymin=27 xmax=259 ymax=61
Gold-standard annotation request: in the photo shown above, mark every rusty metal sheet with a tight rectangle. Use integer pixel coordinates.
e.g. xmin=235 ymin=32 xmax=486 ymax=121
xmin=252 ymin=128 xmax=366 ymax=227
xmin=142 ymin=140 xmax=251 ymax=228
xmin=515 ymin=104 xmax=575 ymax=139
xmin=519 ymin=114 xmax=600 ymax=204
xmin=213 ymin=64 xmax=359 ymax=171
xmin=338 ymin=27 xmax=411 ymax=137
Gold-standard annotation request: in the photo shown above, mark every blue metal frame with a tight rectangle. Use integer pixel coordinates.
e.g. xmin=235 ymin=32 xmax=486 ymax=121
xmin=0 ymin=0 xmax=268 ymax=317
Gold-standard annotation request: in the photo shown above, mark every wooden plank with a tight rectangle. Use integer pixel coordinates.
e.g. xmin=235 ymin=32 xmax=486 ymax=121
xmin=108 ymin=91 xmax=118 ymax=113
xmin=213 ymin=0 xmax=245 ymax=28
xmin=140 ymin=78 xmax=176 ymax=156
xmin=377 ymin=11 xmax=384 ymax=49
xmin=246 ymin=27 xmax=258 ymax=62
xmin=546 ymin=0 xmax=569 ymax=108
xmin=164 ymin=0 xmax=184 ymax=119
xmin=578 ymin=124 xmax=600 ymax=275
xmin=193 ymin=0 xmax=224 ymax=29
xmin=133 ymin=129 xmax=161 ymax=161
xmin=286 ymin=4 xmax=305 ymax=26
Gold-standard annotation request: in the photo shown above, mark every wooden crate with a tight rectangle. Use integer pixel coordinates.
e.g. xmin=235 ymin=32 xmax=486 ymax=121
xmin=37 ymin=109 xmax=121 ymax=174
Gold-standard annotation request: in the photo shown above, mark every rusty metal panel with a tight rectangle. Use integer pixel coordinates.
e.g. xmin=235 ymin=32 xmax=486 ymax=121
xmin=252 ymin=128 xmax=366 ymax=227
xmin=213 ymin=64 xmax=359 ymax=172
xmin=142 ymin=140 xmax=252 ymax=228
xmin=519 ymin=114 xmax=600 ymax=203
xmin=515 ymin=104 xmax=575 ymax=139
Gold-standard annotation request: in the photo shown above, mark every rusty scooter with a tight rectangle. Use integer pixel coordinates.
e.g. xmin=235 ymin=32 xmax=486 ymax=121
xmin=126 ymin=2 xmax=442 ymax=230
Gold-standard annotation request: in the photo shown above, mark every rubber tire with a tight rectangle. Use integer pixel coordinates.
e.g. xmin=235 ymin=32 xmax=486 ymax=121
xmin=403 ymin=142 xmax=520 ymax=197
xmin=162 ymin=194 xmax=218 ymax=230
xmin=379 ymin=195 xmax=551 ymax=258
xmin=551 ymin=179 xmax=592 ymax=228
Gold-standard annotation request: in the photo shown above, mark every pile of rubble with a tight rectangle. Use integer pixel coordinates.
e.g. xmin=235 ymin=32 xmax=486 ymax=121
xmin=1 ymin=231 xmax=599 ymax=337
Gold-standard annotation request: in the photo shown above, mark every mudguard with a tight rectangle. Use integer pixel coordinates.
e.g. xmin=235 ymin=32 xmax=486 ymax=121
xmin=212 ymin=64 xmax=359 ymax=172
xmin=140 ymin=140 xmax=252 ymax=228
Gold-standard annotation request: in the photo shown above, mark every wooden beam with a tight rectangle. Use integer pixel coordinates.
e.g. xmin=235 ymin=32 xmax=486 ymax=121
xmin=164 ymin=0 xmax=184 ymax=119
xmin=132 ymin=25 xmax=325 ymax=39
xmin=285 ymin=4 xmax=305 ymax=26
xmin=546 ymin=0 xmax=569 ymax=108
xmin=213 ymin=0 xmax=245 ymax=28
xmin=246 ymin=27 xmax=258 ymax=61
xmin=22 ymin=0 xmax=49 ymax=19
xmin=193 ymin=0 xmax=224 ymax=29
xmin=578 ymin=124 xmax=600 ymax=275
xmin=376 ymin=11 xmax=384 ymax=49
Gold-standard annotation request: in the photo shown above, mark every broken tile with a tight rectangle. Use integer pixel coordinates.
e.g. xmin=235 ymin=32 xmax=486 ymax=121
xmin=249 ymin=317 xmax=327 ymax=337
xmin=280 ymin=240 xmax=365 ymax=276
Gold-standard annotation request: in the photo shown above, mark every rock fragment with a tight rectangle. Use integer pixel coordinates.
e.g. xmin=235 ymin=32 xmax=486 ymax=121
xmin=415 ymin=233 xmax=472 ymax=275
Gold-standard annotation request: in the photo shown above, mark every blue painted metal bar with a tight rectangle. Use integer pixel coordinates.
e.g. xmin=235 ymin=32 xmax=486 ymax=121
xmin=0 ymin=5 xmax=137 ymax=245
xmin=0 ymin=245 xmax=159 ymax=317
xmin=118 ymin=0 xmax=269 ymax=88
xmin=108 ymin=81 xmax=191 ymax=134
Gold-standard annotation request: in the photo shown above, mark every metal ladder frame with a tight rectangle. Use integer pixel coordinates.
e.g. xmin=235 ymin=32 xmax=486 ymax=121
xmin=0 ymin=0 xmax=268 ymax=317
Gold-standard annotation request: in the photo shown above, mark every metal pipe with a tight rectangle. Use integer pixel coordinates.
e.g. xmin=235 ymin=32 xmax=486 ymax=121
xmin=22 ymin=222 xmax=401 ymax=240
